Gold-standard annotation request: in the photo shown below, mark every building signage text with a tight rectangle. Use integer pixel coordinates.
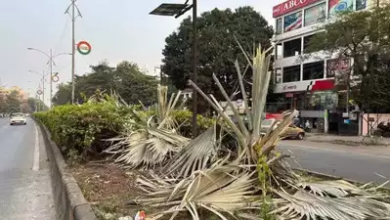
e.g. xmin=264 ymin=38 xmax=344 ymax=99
xmin=283 ymin=85 xmax=297 ymax=91
xmin=273 ymin=0 xmax=320 ymax=18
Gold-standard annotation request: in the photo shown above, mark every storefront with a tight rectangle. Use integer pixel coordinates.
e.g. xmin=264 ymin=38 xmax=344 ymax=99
xmin=274 ymin=79 xmax=337 ymax=111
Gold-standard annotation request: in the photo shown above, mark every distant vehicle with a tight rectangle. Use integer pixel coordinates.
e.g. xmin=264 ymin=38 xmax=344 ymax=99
xmin=10 ymin=112 xmax=27 ymax=125
xmin=261 ymin=118 xmax=305 ymax=140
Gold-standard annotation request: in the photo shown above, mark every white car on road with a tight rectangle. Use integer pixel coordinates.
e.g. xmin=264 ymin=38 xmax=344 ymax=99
xmin=10 ymin=113 xmax=27 ymax=125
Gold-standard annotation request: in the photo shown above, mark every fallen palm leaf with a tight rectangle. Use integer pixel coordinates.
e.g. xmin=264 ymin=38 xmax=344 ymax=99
xmin=164 ymin=124 xmax=222 ymax=178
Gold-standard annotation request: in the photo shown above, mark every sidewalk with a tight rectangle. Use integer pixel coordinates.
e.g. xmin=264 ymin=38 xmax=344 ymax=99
xmin=305 ymin=133 xmax=390 ymax=146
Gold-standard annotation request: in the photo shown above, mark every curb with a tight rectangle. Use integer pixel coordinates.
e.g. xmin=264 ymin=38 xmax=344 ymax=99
xmin=295 ymin=168 xmax=390 ymax=190
xmin=35 ymin=119 xmax=98 ymax=220
xmin=294 ymin=168 xmax=358 ymax=183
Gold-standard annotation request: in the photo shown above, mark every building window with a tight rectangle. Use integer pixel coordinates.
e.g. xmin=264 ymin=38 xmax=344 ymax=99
xmin=284 ymin=11 xmax=302 ymax=32
xmin=303 ymin=61 xmax=324 ymax=80
xmin=275 ymin=68 xmax=282 ymax=84
xmin=275 ymin=43 xmax=283 ymax=60
xmin=276 ymin=18 xmax=283 ymax=34
xmin=329 ymin=0 xmax=353 ymax=17
xmin=308 ymin=91 xmax=338 ymax=110
xmin=356 ymin=0 xmax=367 ymax=10
xmin=283 ymin=38 xmax=302 ymax=58
xmin=326 ymin=58 xmax=350 ymax=78
xmin=283 ymin=65 xmax=301 ymax=83
xmin=303 ymin=34 xmax=315 ymax=51
xmin=304 ymin=3 xmax=326 ymax=26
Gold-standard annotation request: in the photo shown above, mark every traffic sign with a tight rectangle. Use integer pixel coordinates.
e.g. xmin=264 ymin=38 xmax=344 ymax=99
xmin=52 ymin=72 xmax=59 ymax=82
xmin=37 ymin=90 xmax=43 ymax=95
xmin=76 ymin=41 xmax=92 ymax=55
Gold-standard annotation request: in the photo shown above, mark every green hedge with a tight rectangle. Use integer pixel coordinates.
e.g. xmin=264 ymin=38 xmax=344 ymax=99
xmin=173 ymin=110 xmax=215 ymax=137
xmin=34 ymin=104 xmax=215 ymax=163
xmin=34 ymin=102 xmax=133 ymax=162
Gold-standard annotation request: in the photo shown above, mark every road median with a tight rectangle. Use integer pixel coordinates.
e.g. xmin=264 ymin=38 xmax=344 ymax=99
xmin=35 ymin=119 xmax=97 ymax=220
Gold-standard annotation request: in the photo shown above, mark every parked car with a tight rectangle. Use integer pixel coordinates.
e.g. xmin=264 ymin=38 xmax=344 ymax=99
xmin=10 ymin=112 xmax=27 ymax=125
xmin=261 ymin=118 xmax=305 ymax=140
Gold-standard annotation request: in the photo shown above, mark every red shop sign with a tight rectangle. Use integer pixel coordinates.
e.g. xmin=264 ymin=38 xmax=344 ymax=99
xmin=273 ymin=0 xmax=321 ymax=18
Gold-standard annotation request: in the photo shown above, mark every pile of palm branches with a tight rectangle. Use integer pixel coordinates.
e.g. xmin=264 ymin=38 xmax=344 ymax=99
xmin=107 ymin=43 xmax=390 ymax=219
xmin=104 ymin=85 xmax=190 ymax=169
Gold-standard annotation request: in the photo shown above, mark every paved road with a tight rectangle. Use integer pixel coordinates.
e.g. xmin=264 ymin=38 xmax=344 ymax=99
xmin=0 ymin=117 xmax=56 ymax=220
xmin=279 ymin=140 xmax=390 ymax=185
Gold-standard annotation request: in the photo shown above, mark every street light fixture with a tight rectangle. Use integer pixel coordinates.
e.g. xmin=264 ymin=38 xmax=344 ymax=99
xmin=150 ymin=0 xmax=198 ymax=137
xmin=27 ymin=48 xmax=71 ymax=108
xmin=28 ymin=70 xmax=47 ymax=107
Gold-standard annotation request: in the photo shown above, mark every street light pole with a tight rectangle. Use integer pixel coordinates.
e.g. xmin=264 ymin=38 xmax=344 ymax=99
xmin=27 ymin=48 xmax=70 ymax=108
xmin=66 ymin=0 xmax=82 ymax=104
xmin=191 ymin=0 xmax=198 ymax=137
xmin=150 ymin=0 xmax=199 ymax=137
xmin=71 ymin=0 xmax=76 ymax=104
xmin=42 ymin=71 xmax=45 ymax=108
xmin=50 ymin=49 xmax=53 ymax=108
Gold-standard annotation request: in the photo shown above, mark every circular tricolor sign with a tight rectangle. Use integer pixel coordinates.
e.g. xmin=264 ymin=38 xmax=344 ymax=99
xmin=52 ymin=76 xmax=59 ymax=82
xmin=76 ymin=41 xmax=92 ymax=55
xmin=37 ymin=90 xmax=43 ymax=95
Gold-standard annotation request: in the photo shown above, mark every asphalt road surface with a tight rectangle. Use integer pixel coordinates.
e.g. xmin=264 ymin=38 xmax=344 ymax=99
xmin=0 ymin=117 xmax=56 ymax=220
xmin=279 ymin=140 xmax=390 ymax=186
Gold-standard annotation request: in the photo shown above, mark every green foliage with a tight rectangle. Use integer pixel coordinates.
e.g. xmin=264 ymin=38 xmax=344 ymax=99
xmin=34 ymin=98 xmax=215 ymax=163
xmin=52 ymin=61 xmax=159 ymax=106
xmin=305 ymin=4 xmax=390 ymax=112
xmin=172 ymin=110 xmax=215 ymax=137
xmin=27 ymin=97 xmax=48 ymax=112
xmin=162 ymin=6 xmax=273 ymax=100
xmin=6 ymin=90 xmax=22 ymax=113
xmin=34 ymin=101 xmax=134 ymax=162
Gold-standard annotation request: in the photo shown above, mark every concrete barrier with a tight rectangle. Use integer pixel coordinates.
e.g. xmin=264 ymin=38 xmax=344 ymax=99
xmin=36 ymin=120 xmax=97 ymax=220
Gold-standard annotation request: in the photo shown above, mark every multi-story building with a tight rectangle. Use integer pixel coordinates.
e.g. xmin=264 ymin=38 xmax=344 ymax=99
xmin=271 ymin=0 xmax=377 ymax=132
xmin=271 ymin=0 xmax=375 ymax=111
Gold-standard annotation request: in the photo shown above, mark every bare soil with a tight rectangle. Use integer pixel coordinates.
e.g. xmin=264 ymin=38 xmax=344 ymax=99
xmin=68 ymin=163 xmax=203 ymax=220
xmin=69 ymin=163 xmax=141 ymax=219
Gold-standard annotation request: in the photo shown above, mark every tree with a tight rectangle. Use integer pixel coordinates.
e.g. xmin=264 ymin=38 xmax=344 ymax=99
xmin=52 ymin=83 xmax=72 ymax=106
xmin=162 ymin=6 xmax=273 ymax=100
xmin=305 ymin=4 xmax=390 ymax=112
xmin=6 ymin=90 xmax=21 ymax=113
xmin=52 ymin=61 xmax=159 ymax=106
xmin=27 ymin=97 xmax=48 ymax=112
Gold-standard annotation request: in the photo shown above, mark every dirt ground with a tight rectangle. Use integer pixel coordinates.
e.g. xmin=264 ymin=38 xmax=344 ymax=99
xmin=69 ymin=163 xmax=141 ymax=219
xmin=69 ymin=163 xmax=247 ymax=220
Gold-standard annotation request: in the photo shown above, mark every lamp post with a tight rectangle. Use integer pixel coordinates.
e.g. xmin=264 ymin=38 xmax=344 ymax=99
xmin=27 ymin=48 xmax=70 ymax=108
xmin=29 ymin=70 xmax=47 ymax=108
xmin=150 ymin=0 xmax=198 ymax=137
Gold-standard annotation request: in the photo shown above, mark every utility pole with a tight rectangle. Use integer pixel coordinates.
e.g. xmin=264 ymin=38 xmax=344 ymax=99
xmin=50 ymin=49 xmax=53 ymax=108
xmin=42 ymin=71 xmax=45 ymax=108
xmin=66 ymin=0 xmax=82 ymax=104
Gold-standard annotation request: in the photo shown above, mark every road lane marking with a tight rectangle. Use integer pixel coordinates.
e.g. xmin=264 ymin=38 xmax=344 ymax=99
xmin=33 ymin=125 xmax=40 ymax=171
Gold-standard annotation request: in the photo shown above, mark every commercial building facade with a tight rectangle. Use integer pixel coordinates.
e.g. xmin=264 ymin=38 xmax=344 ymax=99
xmin=271 ymin=0 xmax=375 ymax=133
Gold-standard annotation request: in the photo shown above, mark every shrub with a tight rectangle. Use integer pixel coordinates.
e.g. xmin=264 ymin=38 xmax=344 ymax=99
xmin=172 ymin=110 xmax=215 ymax=137
xmin=34 ymin=102 xmax=133 ymax=162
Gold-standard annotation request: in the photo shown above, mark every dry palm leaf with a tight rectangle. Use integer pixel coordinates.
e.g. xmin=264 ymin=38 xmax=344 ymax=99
xmin=107 ymin=127 xmax=190 ymax=168
xmin=272 ymin=189 xmax=390 ymax=220
xmin=164 ymin=124 xmax=222 ymax=178
xmin=136 ymin=165 xmax=260 ymax=220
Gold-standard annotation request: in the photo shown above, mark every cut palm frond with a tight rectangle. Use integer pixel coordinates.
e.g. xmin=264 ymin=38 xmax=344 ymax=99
xmin=136 ymin=165 xmax=260 ymax=220
xmin=297 ymin=180 xmax=371 ymax=197
xmin=164 ymin=124 xmax=222 ymax=178
xmin=272 ymin=189 xmax=390 ymax=220
xmin=155 ymin=84 xmax=184 ymax=131
xmin=106 ymin=127 xmax=190 ymax=168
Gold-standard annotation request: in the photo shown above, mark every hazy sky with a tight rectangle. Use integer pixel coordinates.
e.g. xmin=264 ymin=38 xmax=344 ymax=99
xmin=0 ymin=0 xmax=281 ymax=104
